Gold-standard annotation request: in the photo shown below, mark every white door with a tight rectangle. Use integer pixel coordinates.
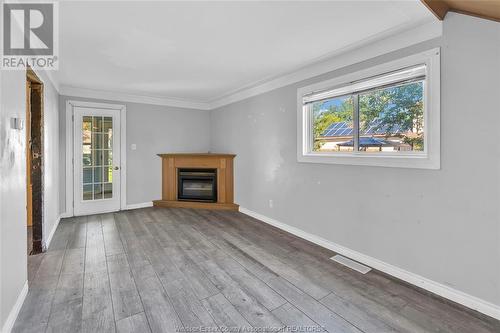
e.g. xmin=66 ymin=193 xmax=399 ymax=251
xmin=73 ymin=107 xmax=121 ymax=216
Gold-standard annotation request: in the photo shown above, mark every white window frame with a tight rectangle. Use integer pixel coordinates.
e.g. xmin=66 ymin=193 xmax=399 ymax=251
xmin=297 ymin=48 xmax=440 ymax=169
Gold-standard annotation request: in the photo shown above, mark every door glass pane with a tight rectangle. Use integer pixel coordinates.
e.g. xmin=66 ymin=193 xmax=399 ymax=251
xmin=82 ymin=117 xmax=92 ymax=167
xmin=103 ymin=133 xmax=112 ymax=149
xmin=81 ymin=116 xmax=113 ymax=201
xmin=93 ymin=166 xmax=103 ymax=183
xmin=93 ymin=150 xmax=103 ymax=166
xmin=83 ymin=184 xmax=93 ymax=200
xmin=94 ymin=184 xmax=103 ymax=199
xmin=83 ymin=152 xmax=92 ymax=166
xmin=103 ymin=117 xmax=112 ymax=131
xmin=103 ymin=150 xmax=112 ymax=166
xmin=103 ymin=167 xmax=113 ymax=183
xmin=83 ymin=117 xmax=92 ymax=142
xmin=103 ymin=183 xmax=112 ymax=199
xmin=92 ymin=117 xmax=102 ymax=132
xmin=92 ymin=133 xmax=103 ymax=149
xmin=83 ymin=168 xmax=92 ymax=184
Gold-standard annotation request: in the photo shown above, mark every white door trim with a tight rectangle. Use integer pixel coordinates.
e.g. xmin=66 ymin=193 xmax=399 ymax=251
xmin=65 ymin=100 xmax=126 ymax=217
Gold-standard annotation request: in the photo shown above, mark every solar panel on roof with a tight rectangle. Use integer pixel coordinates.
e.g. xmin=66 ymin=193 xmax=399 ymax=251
xmin=333 ymin=128 xmax=344 ymax=136
xmin=339 ymin=128 xmax=350 ymax=136
xmin=329 ymin=122 xmax=344 ymax=131
xmin=320 ymin=119 xmax=409 ymax=137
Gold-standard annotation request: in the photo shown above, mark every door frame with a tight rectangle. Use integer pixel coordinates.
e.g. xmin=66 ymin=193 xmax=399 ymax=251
xmin=65 ymin=100 xmax=127 ymax=217
xmin=26 ymin=68 xmax=44 ymax=253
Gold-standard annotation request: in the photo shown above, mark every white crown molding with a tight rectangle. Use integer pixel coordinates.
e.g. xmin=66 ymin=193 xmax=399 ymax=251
xmin=208 ymin=19 xmax=442 ymax=110
xmin=59 ymin=85 xmax=212 ymax=110
xmin=58 ymin=19 xmax=441 ymax=111
xmin=239 ymin=207 xmax=500 ymax=321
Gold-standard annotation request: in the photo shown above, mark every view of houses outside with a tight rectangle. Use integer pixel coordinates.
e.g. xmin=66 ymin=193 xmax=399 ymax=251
xmin=312 ymin=81 xmax=424 ymax=153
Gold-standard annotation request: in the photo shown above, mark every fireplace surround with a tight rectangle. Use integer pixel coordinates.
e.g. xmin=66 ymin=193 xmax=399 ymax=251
xmin=153 ymin=153 xmax=238 ymax=210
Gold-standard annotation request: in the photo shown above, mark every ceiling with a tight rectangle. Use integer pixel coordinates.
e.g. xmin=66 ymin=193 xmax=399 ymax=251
xmin=59 ymin=1 xmax=435 ymax=105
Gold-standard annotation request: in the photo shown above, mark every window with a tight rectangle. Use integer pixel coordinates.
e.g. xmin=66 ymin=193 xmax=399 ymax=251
xmin=82 ymin=116 xmax=113 ymax=200
xmin=297 ymin=49 xmax=440 ymax=169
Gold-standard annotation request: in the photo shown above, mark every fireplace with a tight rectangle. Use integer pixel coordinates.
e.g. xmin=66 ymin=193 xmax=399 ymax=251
xmin=154 ymin=153 xmax=238 ymax=210
xmin=177 ymin=168 xmax=217 ymax=202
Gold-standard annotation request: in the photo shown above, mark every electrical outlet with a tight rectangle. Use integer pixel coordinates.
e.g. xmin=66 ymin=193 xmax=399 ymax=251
xmin=269 ymin=199 xmax=273 ymax=208
xmin=130 ymin=144 xmax=137 ymax=150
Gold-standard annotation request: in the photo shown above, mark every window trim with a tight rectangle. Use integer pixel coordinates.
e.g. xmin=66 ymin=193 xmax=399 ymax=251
xmin=297 ymin=48 xmax=440 ymax=169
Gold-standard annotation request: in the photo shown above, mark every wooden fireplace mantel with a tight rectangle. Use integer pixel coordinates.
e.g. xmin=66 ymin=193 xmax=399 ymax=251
xmin=153 ymin=153 xmax=239 ymax=210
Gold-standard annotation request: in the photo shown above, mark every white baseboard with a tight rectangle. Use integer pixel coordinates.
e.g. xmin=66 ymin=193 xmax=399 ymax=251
xmin=1 ymin=281 xmax=28 ymax=333
xmin=239 ymin=207 xmax=500 ymax=321
xmin=44 ymin=215 xmax=61 ymax=250
xmin=125 ymin=202 xmax=153 ymax=210
xmin=55 ymin=202 xmax=154 ymax=219
xmin=59 ymin=212 xmax=72 ymax=219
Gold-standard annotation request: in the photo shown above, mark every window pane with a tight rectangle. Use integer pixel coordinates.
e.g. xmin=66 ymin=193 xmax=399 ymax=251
xmin=83 ymin=152 xmax=92 ymax=166
xmin=83 ymin=184 xmax=93 ymax=201
xmin=92 ymin=133 xmax=103 ymax=149
xmin=82 ymin=117 xmax=93 ymax=166
xmin=94 ymin=184 xmax=103 ymax=200
xmin=93 ymin=167 xmax=103 ymax=183
xmin=103 ymin=150 xmax=112 ymax=166
xmin=83 ymin=116 xmax=92 ymax=130
xmin=103 ymin=117 xmax=112 ymax=132
xmin=82 ymin=117 xmax=92 ymax=144
xmin=103 ymin=183 xmax=112 ymax=199
xmin=103 ymin=117 xmax=113 ymax=149
xmin=83 ymin=168 xmax=93 ymax=184
xmin=93 ymin=150 xmax=103 ymax=166
xmin=103 ymin=133 xmax=112 ymax=149
xmin=103 ymin=167 xmax=113 ymax=183
xmin=81 ymin=115 xmax=115 ymax=202
xmin=311 ymin=96 xmax=354 ymax=152
xmin=359 ymin=81 xmax=424 ymax=153
xmin=92 ymin=117 xmax=102 ymax=132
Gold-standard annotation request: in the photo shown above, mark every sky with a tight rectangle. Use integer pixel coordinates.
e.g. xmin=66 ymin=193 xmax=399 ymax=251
xmin=316 ymin=96 xmax=350 ymax=114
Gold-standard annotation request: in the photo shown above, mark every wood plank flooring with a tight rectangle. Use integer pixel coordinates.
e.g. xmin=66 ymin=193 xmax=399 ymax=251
xmin=14 ymin=207 xmax=500 ymax=333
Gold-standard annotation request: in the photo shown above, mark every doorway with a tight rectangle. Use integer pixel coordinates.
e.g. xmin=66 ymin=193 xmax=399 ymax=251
xmin=67 ymin=101 xmax=126 ymax=216
xmin=26 ymin=68 xmax=44 ymax=255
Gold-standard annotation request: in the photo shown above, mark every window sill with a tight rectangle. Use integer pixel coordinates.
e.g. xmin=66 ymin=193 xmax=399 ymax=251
xmin=298 ymin=152 xmax=440 ymax=169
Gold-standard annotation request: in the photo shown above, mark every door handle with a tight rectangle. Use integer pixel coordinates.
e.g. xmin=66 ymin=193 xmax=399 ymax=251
xmin=114 ymin=166 xmax=120 ymax=170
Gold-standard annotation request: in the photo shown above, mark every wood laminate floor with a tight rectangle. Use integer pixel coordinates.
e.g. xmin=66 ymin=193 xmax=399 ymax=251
xmin=13 ymin=207 xmax=500 ymax=333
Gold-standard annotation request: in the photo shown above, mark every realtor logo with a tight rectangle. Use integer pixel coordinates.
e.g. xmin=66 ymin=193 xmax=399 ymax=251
xmin=2 ymin=1 xmax=58 ymax=70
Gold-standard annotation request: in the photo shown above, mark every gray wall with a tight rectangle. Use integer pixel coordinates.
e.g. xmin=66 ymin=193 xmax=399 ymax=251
xmin=210 ymin=13 xmax=500 ymax=306
xmin=2 ymin=12 xmax=498 ymax=330
xmin=0 ymin=70 xmax=27 ymax=332
xmin=58 ymin=96 xmax=211 ymax=212
xmin=1 ymin=69 xmax=60 ymax=330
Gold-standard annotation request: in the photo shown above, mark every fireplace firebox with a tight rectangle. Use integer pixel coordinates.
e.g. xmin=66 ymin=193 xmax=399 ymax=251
xmin=177 ymin=169 xmax=217 ymax=202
